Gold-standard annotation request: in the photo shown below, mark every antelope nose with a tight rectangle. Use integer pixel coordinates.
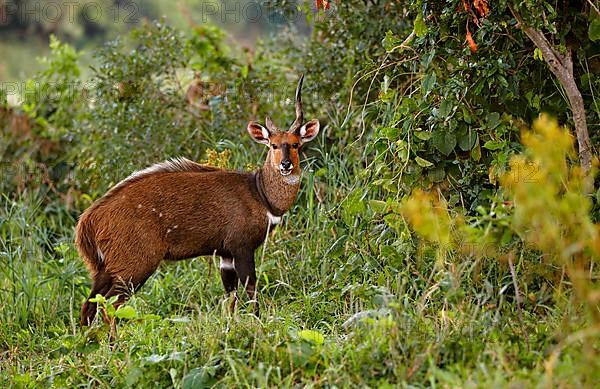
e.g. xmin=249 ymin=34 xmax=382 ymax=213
xmin=281 ymin=160 xmax=292 ymax=170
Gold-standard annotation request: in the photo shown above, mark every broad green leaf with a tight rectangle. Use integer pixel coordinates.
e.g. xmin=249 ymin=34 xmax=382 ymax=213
xmin=432 ymin=130 xmax=457 ymax=156
xmin=384 ymin=212 xmax=404 ymax=233
xmin=414 ymin=14 xmax=428 ymax=38
xmin=182 ymin=368 xmax=215 ymax=389
xmin=299 ymin=329 xmax=325 ymax=345
xmin=471 ymin=138 xmax=482 ymax=161
xmin=398 ymin=147 xmax=409 ymax=162
xmin=240 ymin=65 xmax=249 ymax=78
xmin=343 ymin=189 xmax=366 ymax=219
xmin=500 ymin=229 xmax=513 ymax=245
xmin=421 ymin=50 xmax=435 ymax=69
xmin=125 ymin=367 xmax=143 ymax=387
xmin=458 ymin=129 xmax=477 ymax=151
xmin=88 ymin=294 xmax=106 ymax=304
xmin=115 ymin=305 xmax=137 ymax=319
xmin=396 ymin=139 xmax=407 ymax=150
xmin=486 ymin=112 xmax=501 ymax=129
xmin=525 ymin=91 xmax=541 ymax=109
xmin=589 ymin=18 xmax=600 ymax=42
xmin=462 ymin=107 xmax=473 ymax=124
xmin=315 ymin=167 xmax=328 ymax=177
xmin=427 ymin=167 xmax=445 ymax=182
xmin=382 ymin=30 xmax=403 ymax=52
xmin=421 ymin=72 xmax=436 ymax=96
xmin=290 ymin=342 xmax=315 ymax=367
xmin=415 ymin=156 xmax=433 ymax=167
xmin=482 ymin=140 xmax=504 ymax=151
xmin=399 ymin=97 xmax=417 ymax=114
xmin=437 ymin=100 xmax=453 ymax=118
xmin=414 ymin=129 xmax=432 ymax=141
xmin=144 ymin=354 xmax=166 ymax=363
xmin=325 ymin=235 xmax=348 ymax=258
xmin=379 ymin=127 xmax=400 ymax=139
xmin=369 ymin=200 xmax=387 ymax=213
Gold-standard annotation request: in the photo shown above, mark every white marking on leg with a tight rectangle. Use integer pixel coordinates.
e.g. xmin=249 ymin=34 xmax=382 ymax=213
xmin=220 ymin=258 xmax=235 ymax=270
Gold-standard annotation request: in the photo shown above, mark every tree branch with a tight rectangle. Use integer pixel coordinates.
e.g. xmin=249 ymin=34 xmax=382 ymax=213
xmin=509 ymin=5 xmax=593 ymax=180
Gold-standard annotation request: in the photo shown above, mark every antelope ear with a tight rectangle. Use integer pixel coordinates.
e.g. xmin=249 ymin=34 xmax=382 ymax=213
xmin=297 ymin=119 xmax=320 ymax=144
xmin=247 ymin=122 xmax=271 ymax=145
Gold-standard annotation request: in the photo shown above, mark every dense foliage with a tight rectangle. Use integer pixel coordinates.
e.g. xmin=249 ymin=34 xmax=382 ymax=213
xmin=1 ymin=0 xmax=599 ymax=386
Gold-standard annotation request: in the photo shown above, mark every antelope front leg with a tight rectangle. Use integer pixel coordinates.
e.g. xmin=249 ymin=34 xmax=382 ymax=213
xmin=233 ymin=250 xmax=259 ymax=316
xmin=220 ymin=257 xmax=238 ymax=312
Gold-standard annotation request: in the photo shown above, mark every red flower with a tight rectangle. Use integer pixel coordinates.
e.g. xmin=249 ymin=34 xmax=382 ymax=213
xmin=316 ymin=0 xmax=331 ymax=11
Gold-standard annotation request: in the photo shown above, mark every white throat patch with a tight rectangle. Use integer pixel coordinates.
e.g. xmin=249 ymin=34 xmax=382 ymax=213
xmin=267 ymin=211 xmax=282 ymax=225
xmin=283 ymin=175 xmax=300 ymax=185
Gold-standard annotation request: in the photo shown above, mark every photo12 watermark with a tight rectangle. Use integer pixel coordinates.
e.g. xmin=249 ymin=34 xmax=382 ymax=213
xmin=1 ymin=80 xmax=98 ymax=106
xmin=0 ymin=1 xmax=140 ymax=25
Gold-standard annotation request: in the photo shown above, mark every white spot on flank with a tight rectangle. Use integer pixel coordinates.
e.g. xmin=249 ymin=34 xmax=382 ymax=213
xmin=137 ymin=204 xmax=142 ymax=208
xmin=267 ymin=211 xmax=282 ymax=225
xmin=167 ymin=228 xmax=172 ymax=234
xmin=220 ymin=258 xmax=235 ymax=270
xmin=173 ymin=225 xmax=178 ymax=229
xmin=159 ymin=212 xmax=163 ymax=217
xmin=152 ymin=208 xmax=156 ymax=212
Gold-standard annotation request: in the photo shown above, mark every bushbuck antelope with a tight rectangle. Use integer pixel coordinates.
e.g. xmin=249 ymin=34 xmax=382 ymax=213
xmin=76 ymin=75 xmax=319 ymax=326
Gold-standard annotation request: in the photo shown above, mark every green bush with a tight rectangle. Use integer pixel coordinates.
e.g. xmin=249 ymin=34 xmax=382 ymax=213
xmin=1 ymin=2 xmax=599 ymax=386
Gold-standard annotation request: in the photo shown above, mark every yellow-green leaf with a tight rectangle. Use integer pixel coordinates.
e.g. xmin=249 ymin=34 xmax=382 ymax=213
xmin=589 ymin=18 xmax=600 ymax=42
xmin=415 ymin=156 xmax=434 ymax=167
xmin=115 ymin=305 xmax=137 ymax=319
xmin=414 ymin=14 xmax=427 ymax=38
xmin=299 ymin=329 xmax=325 ymax=345
xmin=369 ymin=200 xmax=387 ymax=213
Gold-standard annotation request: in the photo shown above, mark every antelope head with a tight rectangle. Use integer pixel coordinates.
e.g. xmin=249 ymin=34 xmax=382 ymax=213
xmin=247 ymin=74 xmax=320 ymax=177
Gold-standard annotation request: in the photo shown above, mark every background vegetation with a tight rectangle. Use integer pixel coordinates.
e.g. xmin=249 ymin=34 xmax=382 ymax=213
xmin=1 ymin=0 xmax=599 ymax=386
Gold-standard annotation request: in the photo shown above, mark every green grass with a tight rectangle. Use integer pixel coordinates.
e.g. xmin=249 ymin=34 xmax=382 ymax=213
xmin=2 ymin=3 xmax=599 ymax=386
xmin=1 ymin=164 xmax=599 ymax=388
xmin=0 ymin=123 xmax=597 ymax=387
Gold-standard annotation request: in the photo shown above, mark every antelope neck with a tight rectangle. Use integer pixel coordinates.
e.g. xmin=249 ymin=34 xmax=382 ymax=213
xmin=255 ymin=167 xmax=300 ymax=217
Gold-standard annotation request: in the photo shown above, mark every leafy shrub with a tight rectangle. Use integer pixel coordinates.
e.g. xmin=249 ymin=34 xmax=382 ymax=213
xmin=289 ymin=0 xmax=600 ymax=212
xmin=401 ymin=115 xmax=599 ymax=322
xmin=75 ymin=21 xmax=196 ymax=196
xmin=0 ymin=36 xmax=84 ymax=198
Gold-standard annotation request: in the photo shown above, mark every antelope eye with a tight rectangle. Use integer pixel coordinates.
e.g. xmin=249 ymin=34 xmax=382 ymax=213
xmin=292 ymin=143 xmax=299 ymax=149
xmin=271 ymin=144 xmax=278 ymax=149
